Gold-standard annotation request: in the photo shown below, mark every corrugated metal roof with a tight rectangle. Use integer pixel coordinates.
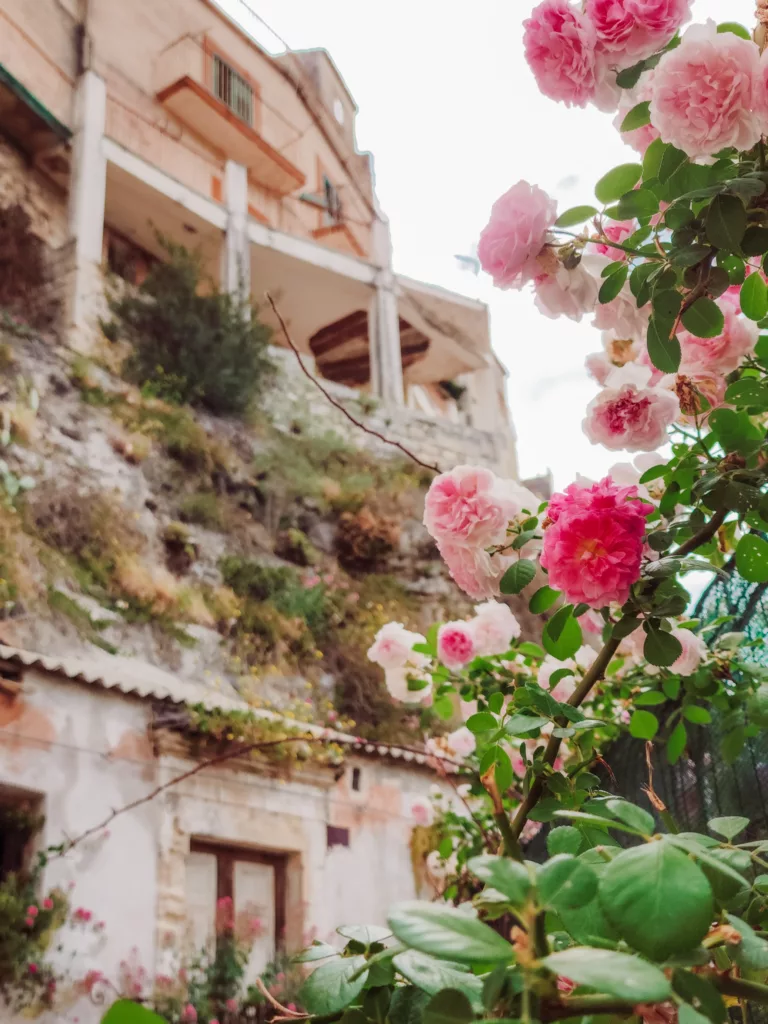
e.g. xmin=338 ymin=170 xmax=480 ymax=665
xmin=0 ymin=645 xmax=444 ymax=768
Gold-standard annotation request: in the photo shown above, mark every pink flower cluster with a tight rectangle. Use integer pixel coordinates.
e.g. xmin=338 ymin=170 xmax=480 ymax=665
xmin=436 ymin=602 xmax=522 ymax=670
xmin=367 ymin=621 xmax=431 ymax=704
xmin=524 ymin=0 xmax=691 ymax=110
xmin=423 ymin=466 xmax=538 ymax=600
xmin=541 ymin=476 xmax=652 ymax=608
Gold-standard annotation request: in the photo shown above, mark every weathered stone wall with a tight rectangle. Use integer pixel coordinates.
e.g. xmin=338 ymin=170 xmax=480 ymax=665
xmin=0 ymin=140 xmax=68 ymax=248
xmin=266 ymin=347 xmax=517 ymax=476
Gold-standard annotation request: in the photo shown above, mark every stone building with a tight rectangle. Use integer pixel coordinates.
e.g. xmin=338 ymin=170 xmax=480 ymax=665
xmin=0 ymin=0 xmax=518 ymax=475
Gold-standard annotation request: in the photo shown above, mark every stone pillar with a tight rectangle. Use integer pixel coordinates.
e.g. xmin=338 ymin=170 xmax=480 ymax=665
xmin=369 ymin=272 xmax=404 ymax=406
xmin=65 ymin=70 xmax=107 ymax=351
xmin=222 ymin=160 xmax=250 ymax=302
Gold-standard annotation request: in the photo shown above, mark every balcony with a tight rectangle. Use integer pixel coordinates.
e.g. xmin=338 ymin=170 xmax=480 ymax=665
xmin=154 ymin=37 xmax=305 ymax=196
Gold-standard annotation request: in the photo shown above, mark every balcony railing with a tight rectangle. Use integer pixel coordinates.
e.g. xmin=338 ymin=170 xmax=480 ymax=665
xmin=210 ymin=53 xmax=254 ymax=127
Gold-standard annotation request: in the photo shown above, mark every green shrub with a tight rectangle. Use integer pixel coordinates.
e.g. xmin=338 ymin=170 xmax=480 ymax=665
xmin=220 ymin=556 xmax=332 ymax=639
xmin=110 ymin=237 xmax=274 ymax=416
xmin=179 ymin=492 xmax=222 ymax=528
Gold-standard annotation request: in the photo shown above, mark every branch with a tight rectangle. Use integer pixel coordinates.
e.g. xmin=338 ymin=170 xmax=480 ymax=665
xmin=542 ymin=995 xmax=637 ymax=1021
xmin=711 ymin=975 xmax=768 ymax=1004
xmin=265 ymin=293 xmax=440 ymax=474
xmin=675 ymin=507 xmax=727 ymax=557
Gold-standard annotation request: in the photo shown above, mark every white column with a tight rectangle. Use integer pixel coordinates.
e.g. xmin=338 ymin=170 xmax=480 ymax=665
xmin=369 ymin=273 xmax=404 ymax=406
xmin=66 ymin=70 xmax=107 ymax=350
xmin=222 ymin=160 xmax=250 ymax=302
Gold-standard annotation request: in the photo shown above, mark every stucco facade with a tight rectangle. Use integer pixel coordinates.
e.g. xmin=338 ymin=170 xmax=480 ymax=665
xmin=0 ymin=649 xmax=452 ymax=1022
xmin=0 ymin=0 xmax=518 ymax=476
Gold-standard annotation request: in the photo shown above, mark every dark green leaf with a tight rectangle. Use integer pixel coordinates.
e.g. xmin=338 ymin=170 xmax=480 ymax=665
xmin=595 ymin=163 xmax=643 ymax=204
xmin=505 ymin=713 xmax=550 ymax=736
xmin=500 ymin=559 xmax=536 ymax=595
xmin=673 ymin=969 xmax=727 ymax=1024
xmin=101 ymin=1003 xmax=166 ymax=1024
xmin=708 ymin=815 xmax=749 ymax=840
xmin=543 ymin=609 xmax=582 ymax=661
xmin=466 ymin=712 xmax=498 ymax=734
xmin=683 ymin=705 xmax=712 ymax=725
xmin=388 ymin=987 xmax=431 ymax=1024
xmin=629 ymin=709 xmax=659 ymax=739
xmin=737 ymin=534 xmax=768 ymax=583
xmin=599 ymin=263 xmax=629 ymax=304
xmin=674 ymin=243 xmax=715 ymax=268
xmin=666 ymin=204 xmax=695 ymax=230
xmin=644 ymin=627 xmax=683 ymax=668
xmin=659 ymin=145 xmax=688 ymax=184
xmin=423 ymin=990 xmax=473 ymax=1024
xmin=667 ymin=721 xmax=687 ymax=764
xmin=709 ymin=408 xmax=764 ymax=454
xmin=392 ymin=951 xmax=483 ymax=1003
xmin=681 ymin=297 xmax=725 ymax=339
xmin=538 ymin=854 xmax=599 ymax=912
xmin=647 ymin=317 xmax=682 ymax=373
xmin=604 ymin=798 xmax=655 ymax=835
xmin=468 ymin=855 xmax=532 ymax=908
xmin=618 ymin=188 xmax=660 ymax=221
xmin=388 ymin=902 xmax=512 ymax=963
xmin=722 ymin=727 xmax=746 ymax=764
xmin=599 ymin=842 xmax=714 ymax=960
xmin=653 ymin=289 xmax=683 ymax=321
xmin=741 ymin=226 xmax=768 ymax=257
xmin=706 ymin=193 xmax=747 ymax=252
xmin=741 ymin=272 xmax=768 ymax=321
xmin=542 ymin=948 xmax=672 ymax=1002
xmin=300 ymin=956 xmax=368 ymax=1015
xmin=726 ymin=914 xmax=768 ymax=970
xmin=529 ymin=585 xmax=560 ymax=614
xmin=555 ymin=205 xmax=599 ymax=228
xmin=547 ymin=826 xmax=583 ymax=857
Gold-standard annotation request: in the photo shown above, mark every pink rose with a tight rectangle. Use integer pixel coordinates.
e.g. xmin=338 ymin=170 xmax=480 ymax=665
xmin=584 ymin=364 xmax=679 ymax=452
xmin=534 ymin=262 xmax=599 ymax=322
xmin=437 ymin=542 xmax=509 ymax=600
xmin=471 ymin=600 xmax=522 ymax=656
xmin=541 ymin=476 xmax=652 ymax=608
xmin=367 ymin=622 xmax=428 ymax=672
xmin=181 ymin=1005 xmax=197 ymax=1023
xmin=424 ymin=465 xmax=523 ymax=548
xmin=585 ymin=351 xmax=613 ymax=385
xmin=28 ymin=963 xmax=38 ymax=975
xmin=679 ymin=296 xmax=757 ymax=375
xmin=591 ymin=221 xmax=635 ymax=263
xmin=671 ymin=628 xmax=707 ymax=676
xmin=382 ymin=666 xmax=432 ymax=704
xmin=593 ymin=283 xmax=650 ymax=342
xmin=650 ymin=21 xmax=762 ymax=159
xmin=42 ymin=899 xmax=54 ymax=911
xmin=26 ymin=906 xmax=38 ymax=917
xmin=538 ymin=655 xmax=576 ymax=698
xmin=587 ymin=0 xmax=691 ymax=62
xmin=438 ymin=621 xmax=477 ymax=670
xmin=226 ymin=1000 xmax=238 ymax=1012
xmin=524 ymin=0 xmax=598 ymax=108
xmin=25 ymin=917 xmax=34 ymax=927
xmin=478 ymin=181 xmax=557 ymax=289
xmin=411 ymin=797 xmax=434 ymax=827
xmin=445 ymin=726 xmax=477 ymax=759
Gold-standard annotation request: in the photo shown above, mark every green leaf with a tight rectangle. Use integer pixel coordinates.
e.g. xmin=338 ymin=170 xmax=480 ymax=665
xmin=300 ymin=956 xmax=368 ymax=1015
xmin=706 ymin=193 xmax=747 ymax=252
xmin=681 ymin=297 xmax=725 ymax=339
xmin=466 ymin=712 xmax=498 ymax=734
xmin=629 ymin=709 xmax=659 ymax=739
xmin=620 ymin=101 xmax=651 ymax=132
xmin=647 ymin=317 xmax=682 ymax=373
xmin=542 ymin=948 xmax=672 ymax=1003
xmin=709 ymin=408 xmax=764 ymax=454
xmin=553 ymin=809 xmax=646 ymax=836
xmin=547 ymin=826 xmax=583 ymax=857
xmin=101 ymin=1003 xmax=167 ymax=1024
xmin=603 ymin=798 xmax=655 ymax=835
xmin=423 ymin=990 xmax=474 ymax=1024
xmin=537 ymin=853 xmax=598 ymax=912
xmin=595 ymin=163 xmax=643 ymax=205
xmin=392 ymin=951 xmax=483 ymax=1003
xmin=598 ymin=842 xmax=714 ymax=961
xmin=599 ymin=263 xmax=629 ymax=304
xmin=717 ymin=21 xmax=751 ymax=39
xmin=542 ymin=608 xmax=582 ymax=661
xmin=500 ymin=558 xmax=536 ymax=595
xmin=667 ymin=721 xmax=687 ymax=764
xmin=635 ymin=690 xmax=667 ymax=706
xmin=294 ymin=941 xmax=339 ymax=963
xmin=529 ymin=585 xmax=560 ymax=614
xmin=679 ymin=1005 xmax=713 ymax=1024
xmin=555 ymin=205 xmax=599 ymax=228
xmin=644 ymin=626 xmax=683 ymax=668
xmin=388 ymin=987 xmax=431 ymax=1024
xmin=741 ymin=225 xmax=768 ymax=257
xmin=338 ymin=924 xmax=391 ymax=945
xmin=468 ymin=855 xmax=532 ymax=908
xmin=708 ymin=815 xmax=749 ymax=841
xmin=726 ymin=914 xmax=768 ymax=970
xmin=666 ymin=835 xmax=751 ymax=892
xmin=683 ymin=705 xmax=712 ymax=725
xmin=673 ymin=969 xmax=727 ymax=1024
xmin=618 ymin=187 xmax=660 ymax=221
xmin=659 ymin=145 xmax=688 ymax=184
xmin=737 ymin=534 xmax=768 ymax=583
xmin=722 ymin=727 xmax=746 ymax=764
xmin=653 ymin=289 xmax=683 ymax=322
xmin=505 ymin=713 xmax=550 ymax=736
xmin=388 ymin=902 xmax=512 ymax=964
xmin=741 ymin=272 xmax=768 ymax=321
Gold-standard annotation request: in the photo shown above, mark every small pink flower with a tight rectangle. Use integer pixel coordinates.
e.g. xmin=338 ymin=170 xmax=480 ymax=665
xmin=471 ymin=600 xmax=521 ymax=656
xmin=28 ymin=963 xmax=38 ymax=975
xmin=26 ymin=905 xmax=38 ymax=917
xmin=411 ymin=797 xmax=434 ymax=827
xmin=524 ymin=0 xmax=598 ymax=108
xmin=477 ymin=181 xmax=557 ymax=289
xmin=591 ymin=221 xmax=635 ymax=264
xmin=650 ymin=21 xmax=762 ymax=159
xmin=558 ymin=976 xmax=577 ymax=995
xmin=534 ymin=260 xmax=600 ymax=322
xmin=671 ymin=628 xmax=708 ymax=676
xmin=181 ymin=1005 xmax=197 ymax=1023
xmin=584 ymin=364 xmax=679 ymax=452
xmin=42 ymin=898 xmax=54 ymax=911
xmin=367 ymin=622 xmax=428 ymax=672
xmin=446 ymin=726 xmax=477 ymax=759
xmin=226 ymin=999 xmax=239 ymax=1012
xmin=438 ymin=621 xmax=477 ymax=671
xmin=25 ymin=916 xmax=34 ymax=927
xmin=287 ymin=1004 xmax=297 ymax=1013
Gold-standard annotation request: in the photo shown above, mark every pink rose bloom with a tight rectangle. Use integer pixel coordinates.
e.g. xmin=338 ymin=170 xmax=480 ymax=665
xmin=26 ymin=906 xmax=38 ymax=917
xmin=42 ymin=898 xmax=54 ymax=911
xmin=477 ymin=181 xmax=557 ymax=289
xmin=25 ymin=916 xmax=34 ymax=927
xmin=538 ymin=655 xmax=576 ymax=697
xmin=585 ymin=351 xmax=613 ymax=385
xmin=367 ymin=622 xmax=427 ymax=672
xmin=460 ymin=698 xmax=478 ymax=721
xmin=446 ymin=726 xmax=477 ymax=759
xmin=471 ymin=600 xmax=521 ymax=656
xmin=424 ymin=465 xmax=525 ymax=548
xmin=438 ymin=541 xmax=509 ymax=601
xmin=591 ymin=221 xmax=635 ymax=263
xmin=671 ymin=628 xmax=707 ymax=676
xmin=438 ymin=621 xmax=477 ymax=670
xmin=382 ymin=666 xmax=432 ymax=705
xmin=181 ymin=1006 xmax=197 ymax=1023
xmin=28 ymin=963 xmax=38 ymax=975
xmin=541 ymin=477 xmax=652 ymax=608
xmin=679 ymin=296 xmax=758 ymax=375
xmin=594 ymin=283 xmax=650 ymax=343
xmin=587 ymin=0 xmax=691 ymax=62
xmin=650 ymin=21 xmax=762 ymax=159
xmin=411 ymin=797 xmax=434 ymax=827
xmin=524 ymin=0 xmax=598 ymax=108
xmin=226 ymin=1000 xmax=238 ymax=1012
xmin=534 ymin=261 xmax=599 ymax=322
xmin=584 ymin=364 xmax=679 ymax=452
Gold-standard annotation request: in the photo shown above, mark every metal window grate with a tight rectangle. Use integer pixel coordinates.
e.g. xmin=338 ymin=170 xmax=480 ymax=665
xmin=212 ymin=54 xmax=254 ymax=126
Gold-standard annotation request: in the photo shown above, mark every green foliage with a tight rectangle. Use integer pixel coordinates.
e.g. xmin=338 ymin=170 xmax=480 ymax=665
xmin=110 ymin=236 xmax=274 ymax=416
xmin=178 ymin=491 xmax=222 ymax=528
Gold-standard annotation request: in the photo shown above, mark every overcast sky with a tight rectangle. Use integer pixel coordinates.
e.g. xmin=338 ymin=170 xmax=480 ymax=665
xmin=220 ymin=0 xmax=755 ymax=489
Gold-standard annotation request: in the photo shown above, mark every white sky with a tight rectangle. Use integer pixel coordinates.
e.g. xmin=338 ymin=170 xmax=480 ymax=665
xmin=219 ymin=0 xmax=754 ymax=489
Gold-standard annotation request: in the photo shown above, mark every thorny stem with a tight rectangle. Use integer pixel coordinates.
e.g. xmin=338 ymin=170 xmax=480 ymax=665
xmin=712 ymin=975 xmax=768 ymax=1004
xmin=266 ymin=293 xmax=440 ymax=474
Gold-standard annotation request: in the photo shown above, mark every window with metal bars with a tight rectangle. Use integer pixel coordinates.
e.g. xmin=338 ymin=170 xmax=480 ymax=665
xmin=212 ymin=54 xmax=254 ymax=126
